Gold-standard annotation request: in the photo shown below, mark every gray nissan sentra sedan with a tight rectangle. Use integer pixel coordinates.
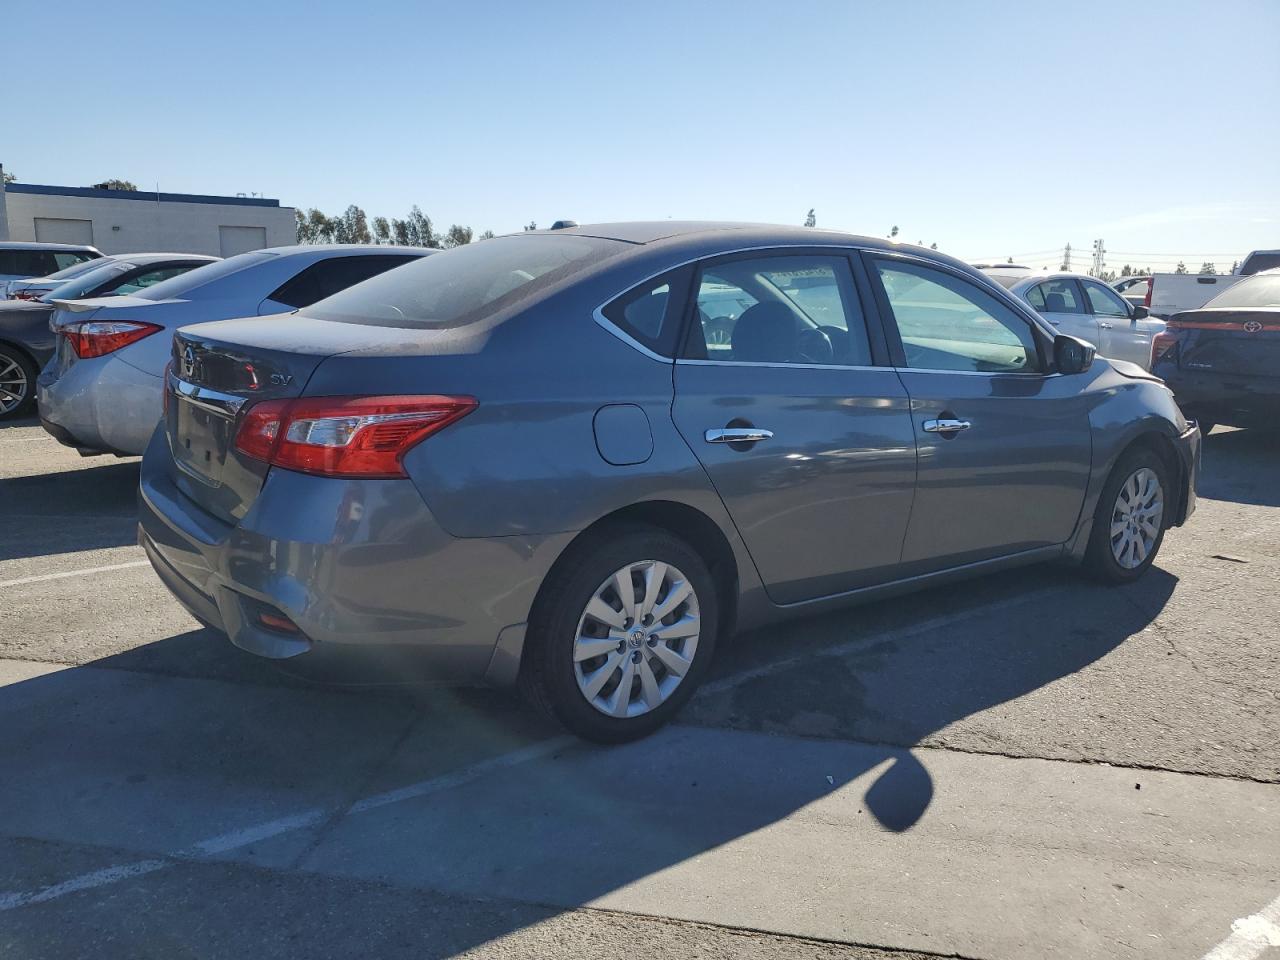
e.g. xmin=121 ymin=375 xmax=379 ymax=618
xmin=138 ymin=222 xmax=1200 ymax=742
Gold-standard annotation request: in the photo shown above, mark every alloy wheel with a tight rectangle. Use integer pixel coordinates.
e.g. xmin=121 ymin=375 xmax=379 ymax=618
xmin=572 ymin=560 xmax=701 ymax=718
xmin=1109 ymin=467 xmax=1164 ymax=569
xmin=0 ymin=352 xmax=30 ymax=415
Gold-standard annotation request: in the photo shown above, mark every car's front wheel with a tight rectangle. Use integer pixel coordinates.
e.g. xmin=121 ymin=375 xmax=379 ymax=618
xmin=1083 ymin=445 xmax=1172 ymax=583
xmin=0 ymin=345 xmax=37 ymax=420
xmin=522 ymin=527 xmax=718 ymax=743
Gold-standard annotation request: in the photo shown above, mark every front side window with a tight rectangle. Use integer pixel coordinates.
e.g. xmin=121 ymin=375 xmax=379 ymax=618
xmin=1026 ymin=279 xmax=1084 ymax=314
xmin=683 ymin=255 xmax=872 ymax=366
xmin=1082 ymin=281 xmax=1129 ymax=317
xmin=874 ymin=260 xmax=1041 ymax=373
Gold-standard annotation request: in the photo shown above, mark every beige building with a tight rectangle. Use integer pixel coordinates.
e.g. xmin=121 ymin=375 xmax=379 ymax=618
xmin=0 ymin=170 xmax=295 ymax=257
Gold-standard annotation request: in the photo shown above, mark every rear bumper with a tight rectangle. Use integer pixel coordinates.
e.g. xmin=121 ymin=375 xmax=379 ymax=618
xmin=37 ymin=350 xmax=161 ymax=455
xmin=137 ymin=427 xmax=572 ymax=684
xmin=1161 ymin=367 xmax=1280 ymax=429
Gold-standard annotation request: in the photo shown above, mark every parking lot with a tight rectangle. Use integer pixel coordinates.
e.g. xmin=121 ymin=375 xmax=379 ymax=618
xmin=0 ymin=416 xmax=1276 ymax=959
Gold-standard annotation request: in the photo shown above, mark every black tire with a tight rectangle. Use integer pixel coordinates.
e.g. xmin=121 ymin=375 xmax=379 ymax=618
xmin=0 ymin=345 xmax=38 ymax=420
xmin=521 ymin=526 xmax=719 ymax=744
xmin=1082 ymin=445 xmax=1172 ymax=584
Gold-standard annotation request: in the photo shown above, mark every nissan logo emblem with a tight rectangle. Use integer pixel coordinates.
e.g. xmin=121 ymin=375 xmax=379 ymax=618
xmin=1243 ymin=320 xmax=1263 ymax=334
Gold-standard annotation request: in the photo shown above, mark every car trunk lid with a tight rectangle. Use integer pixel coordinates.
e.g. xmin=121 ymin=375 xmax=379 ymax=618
xmin=1171 ymin=308 xmax=1280 ymax=379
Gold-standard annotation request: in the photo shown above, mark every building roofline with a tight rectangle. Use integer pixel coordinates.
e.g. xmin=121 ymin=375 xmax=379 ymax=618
xmin=4 ymin=182 xmax=283 ymax=208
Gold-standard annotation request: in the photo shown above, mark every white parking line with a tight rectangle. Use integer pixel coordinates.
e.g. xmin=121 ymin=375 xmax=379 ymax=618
xmin=699 ymin=585 xmax=1060 ymax=697
xmin=0 ymin=436 xmax=52 ymax=443
xmin=0 ymin=734 xmax=574 ymax=913
xmin=1202 ymin=893 xmax=1280 ymax=960
xmin=0 ymin=560 xmax=150 ymax=590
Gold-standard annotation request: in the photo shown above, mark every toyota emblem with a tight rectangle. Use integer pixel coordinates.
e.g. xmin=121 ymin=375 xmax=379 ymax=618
xmin=181 ymin=344 xmax=196 ymax=378
xmin=1243 ymin=320 xmax=1263 ymax=334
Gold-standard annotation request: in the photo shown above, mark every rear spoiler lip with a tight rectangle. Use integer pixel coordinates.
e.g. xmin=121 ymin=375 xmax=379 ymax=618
xmin=1168 ymin=308 xmax=1280 ymax=331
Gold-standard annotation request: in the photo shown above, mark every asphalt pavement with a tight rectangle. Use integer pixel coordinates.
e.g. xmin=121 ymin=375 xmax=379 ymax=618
xmin=1 ymin=416 xmax=1277 ymax=960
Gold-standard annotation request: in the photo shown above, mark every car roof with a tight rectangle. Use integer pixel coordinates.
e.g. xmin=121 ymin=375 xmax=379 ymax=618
xmin=542 ymin=220 xmax=914 ymax=250
xmin=262 ymin=244 xmax=430 ymax=257
xmin=111 ymin=252 xmax=221 ymax=266
xmin=0 ymin=241 xmax=100 ymax=252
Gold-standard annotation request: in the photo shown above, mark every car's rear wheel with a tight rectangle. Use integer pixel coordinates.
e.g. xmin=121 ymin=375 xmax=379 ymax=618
xmin=1083 ymin=446 xmax=1171 ymax=584
xmin=522 ymin=527 xmax=718 ymax=743
xmin=0 ymin=345 xmax=37 ymax=420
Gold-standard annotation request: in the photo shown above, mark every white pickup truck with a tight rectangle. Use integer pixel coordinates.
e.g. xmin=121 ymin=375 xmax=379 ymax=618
xmin=1142 ymin=249 xmax=1280 ymax=318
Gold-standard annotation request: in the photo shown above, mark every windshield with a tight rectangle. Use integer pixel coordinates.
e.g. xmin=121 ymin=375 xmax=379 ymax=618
xmin=307 ymin=234 xmax=625 ymax=327
xmin=1205 ymin=274 xmax=1280 ymax=309
xmin=41 ymin=262 xmax=130 ymax=302
xmin=983 ymin=274 xmax=1023 ymax=290
xmin=136 ymin=251 xmax=274 ymax=301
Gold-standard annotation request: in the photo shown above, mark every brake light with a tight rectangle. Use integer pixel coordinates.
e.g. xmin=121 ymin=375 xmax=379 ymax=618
xmin=13 ymin=290 xmax=42 ymax=301
xmin=1144 ymin=278 xmax=1153 ymax=308
xmin=233 ymin=395 xmax=477 ymax=478
xmin=63 ymin=320 xmax=162 ymax=359
xmin=1151 ymin=326 xmax=1179 ymax=367
xmin=162 ymin=360 xmax=174 ymax=420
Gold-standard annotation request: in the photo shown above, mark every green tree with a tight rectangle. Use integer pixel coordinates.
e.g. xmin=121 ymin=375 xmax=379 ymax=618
xmin=1199 ymin=261 xmax=1217 ymax=275
xmin=307 ymin=209 xmax=334 ymax=243
xmin=478 ymin=230 xmax=495 ymax=241
xmin=1120 ymin=264 xmax=1132 ymax=277
xmin=391 ymin=218 xmax=411 ymax=246
xmin=804 ymin=209 xmax=816 ymax=228
xmin=1231 ymin=260 xmax=1240 ymax=273
xmin=94 ymin=178 xmax=139 ymax=190
xmin=1 ymin=170 xmax=15 ymax=184
xmin=930 ymin=242 xmax=938 ymax=250
xmin=524 ymin=221 xmax=538 ymax=232
xmin=442 ymin=224 xmax=473 ymax=248
xmin=339 ymin=205 xmax=371 ymax=244
xmin=406 ymin=206 xmax=438 ymax=247
xmin=372 ymin=216 xmax=391 ymax=245
xmin=1174 ymin=261 xmax=1188 ymax=275
xmin=889 ymin=225 xmax=899 ymax=239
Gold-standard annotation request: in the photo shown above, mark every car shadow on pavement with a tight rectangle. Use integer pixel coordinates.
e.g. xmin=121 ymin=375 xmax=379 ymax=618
xmin=0 ymin=565 xmax=1177 ymax=957
xmin=0 ymin=461 xmax=140 ymax=562
xmin=1197 ymin=427 xmax=1280 ymax=507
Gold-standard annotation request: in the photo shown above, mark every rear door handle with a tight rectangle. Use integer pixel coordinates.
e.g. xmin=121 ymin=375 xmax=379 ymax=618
xmin=705 ymin=428 xmax=774 ymax=444
xmin=922 ymin=418 xmax=971 ymax=434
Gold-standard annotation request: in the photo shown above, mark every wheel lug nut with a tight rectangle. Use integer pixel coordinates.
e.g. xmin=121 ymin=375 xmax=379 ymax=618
xmin=647 ymin=636 xmax=658 ymax=646
xmin=631 ymin=651 xmax=642 ymax=664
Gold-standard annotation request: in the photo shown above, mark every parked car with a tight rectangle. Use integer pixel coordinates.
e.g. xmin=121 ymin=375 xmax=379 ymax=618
xmin=1143 ymin=272 xmax=1247 ymax=319
xmin=0 ymin=253 xmax=218 ymax=419
xmin=0 ymin=242 xmax=101 ymax=285
xmin=5 ymin=255 xmax=116 ymax=300
xmin=1239 ymin=250 xmax=1280 ymax=276
xmin=37 ymin=245 xmax=429 ymax=454
xmin=137 ymin=223 xmax=1200 ymax=744
xmin=1151 ymin=270 xmax=1280 ymax=432
xmin=981 ymin=269 xmax=1165 ymax=370
xmin=1113 ymin=275 xmax=1151 ymax=309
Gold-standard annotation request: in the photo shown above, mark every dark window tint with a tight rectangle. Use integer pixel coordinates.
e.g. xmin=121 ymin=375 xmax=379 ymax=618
xmin=53 ymin=251 xmax=97 ymax=270
xmin=270 ymin=254 xmax=421 ymax=309
xmin=107 ymin=265 xmax=197 ymax=296
xmin=1240 ymin=252 xmax=1280 ymax=275
xmin=684 ymin=255 xmax=872 ymax=366
xmin=1027 ymin=279 xmax=1084 ymax=313
xmin=874 ymin=259 xmax=1041 ymax=373
xmin=308 ymin=235 xmax=624 ymax=328
xmin=1081 ymin=281 xmax=1129 ymax=317
xmin=601 ymin=277 xmax=675 ymax=354
xmin=0 ymin=250 xmax=58 ymax=276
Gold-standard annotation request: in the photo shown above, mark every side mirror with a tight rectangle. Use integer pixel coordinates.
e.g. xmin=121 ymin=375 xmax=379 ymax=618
xmin=1054 ymin=334 xmax=1095 ymax=374
xmin=1131 ymin=304 xmax=1149 ymax=319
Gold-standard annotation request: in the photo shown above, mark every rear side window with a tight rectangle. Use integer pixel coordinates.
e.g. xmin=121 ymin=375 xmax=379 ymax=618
xmin=1026 ymin=280 xmax=1084 ymax=313
xmin=269 ymin=255 xmax=420 ymax=309
xmin=108 ymin=265 xmax=196 ymax=296
xmin=53 ymin=251 xmax=96 ymax=270
xmin=1240 ymin=252 xmax=1280 ymax=275
xmin=683 ymin=254 xmax=872 ymax=366
xmin=0 ymin=250 xmax=58 ymax=276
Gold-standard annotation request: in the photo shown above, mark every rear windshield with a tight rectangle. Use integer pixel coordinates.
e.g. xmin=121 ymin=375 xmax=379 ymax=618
xmin=1241 ymin=253 xmax=1280 ymax=275
xmin=43 ymin=262 xmax=131 ymax=301
xmin=984 ymin=274 xmax=1022 ymax=290
xmin=1205 ymin=274 xmax=1280 ymax=309
xmin=42 ymin=257 xmax=115 ymax=283
xmin=136 ymin=251 xmax=274 ymax=301
xmin=306 ymin=234 xmax=624 ymax=327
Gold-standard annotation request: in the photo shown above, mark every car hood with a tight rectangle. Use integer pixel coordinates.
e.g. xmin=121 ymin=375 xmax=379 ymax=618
xmin=1107 ymin=357 xmax=1162 ymax=383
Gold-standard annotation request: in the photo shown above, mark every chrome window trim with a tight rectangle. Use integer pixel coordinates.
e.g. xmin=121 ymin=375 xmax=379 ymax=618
xmin=591 ymin=242 xmax=876 ymax=363
xmin=675 ymin=358 xmax=886 ymax=372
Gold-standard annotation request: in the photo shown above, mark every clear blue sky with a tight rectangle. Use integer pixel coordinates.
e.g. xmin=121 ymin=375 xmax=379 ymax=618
xmin=6 ymin=0 xmax=1277 ymax=272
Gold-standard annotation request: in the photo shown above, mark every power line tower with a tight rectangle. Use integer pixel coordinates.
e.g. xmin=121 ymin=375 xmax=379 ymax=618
xmin=1061 ymin=243 xmax=1072 ymax=271
xmin=1090 ymin=239 xmax=1106 ymax=277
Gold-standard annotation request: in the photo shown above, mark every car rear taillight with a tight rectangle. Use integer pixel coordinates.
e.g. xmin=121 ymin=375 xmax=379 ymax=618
xmin=1144 ymin=279 xmax=1153 ymax=308
xmin=1151 ymin=326 xmax=1179 ymax=367
xmin=233 ymin=395 xmax=477 ymax=478
xmin=13 ymin=290 xmax=42 ymax=301
xmin=63 ymin=320 xmax=163 ymax=359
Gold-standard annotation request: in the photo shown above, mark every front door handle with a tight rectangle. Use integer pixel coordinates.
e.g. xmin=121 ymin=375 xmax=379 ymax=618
xmin=1099 ymin=321 xmax=1114 ymax=329
xmin=705 ymin=427 xmax=774 ymax=444
xmin=922 ymin=418 xmax=971 ymax=434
